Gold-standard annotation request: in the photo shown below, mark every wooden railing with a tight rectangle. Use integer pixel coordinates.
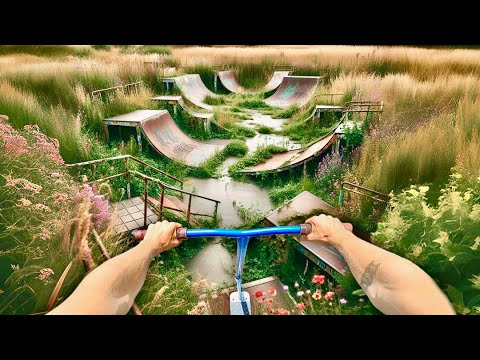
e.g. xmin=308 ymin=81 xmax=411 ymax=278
xmin=338 ymin=182 xmax=390 ymax=206
xmin=66 ymin=155 xmax=220 ymax=225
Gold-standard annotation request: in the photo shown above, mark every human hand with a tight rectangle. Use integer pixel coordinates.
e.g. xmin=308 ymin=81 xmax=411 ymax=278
xmin=305 ymin=214 xmax=353 ymax=246
xmin=142 ymin=220 xmax=183 ymax=256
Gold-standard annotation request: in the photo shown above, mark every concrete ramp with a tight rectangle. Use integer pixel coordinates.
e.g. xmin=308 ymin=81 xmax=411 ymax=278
xmin=217 ymin=70 xmax=245 ymax=93
xmin=265 ymin=76 xmax=322 ymax=108
xmin=104 ymin=110 xmax=225 ymax=167
xmin=240 ymin=132 xmax=336 ymax=175
xmin=174 ymin=74 xmax=218 ymax=110
xmin=263 ymin=71 xmax=291 ymax=92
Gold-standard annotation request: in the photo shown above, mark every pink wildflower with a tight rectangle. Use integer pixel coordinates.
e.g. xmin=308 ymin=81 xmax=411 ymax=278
xmin=296 ymin=303 xmax=306 ymax=311
xmin=296 ymin=291 xmax=304 ymax=297
xmin=268 ymin=287 xmax=277 ymax=296
xmin=4 ymin=178 xmax=42 ymax=193
xmin=324 ymin=291 xmax=335 ymax=301
xmin=33 ymin=203 xmax=51 ymax=212
xmin=50 ymin=192 xmax=69 ymax=204
xmin=312 ymin=291 xmax=321 ymax=300
xmin=340 ymin=298 xmax=348 ymax=305
xmin=38 ymin=268 xmax=54 ymax=280
xmin=312 ymin=274 xmax=325 ymax=284
xmin=51 ymin=172 xmax=61 ymax=178
xmin=19 ymin=198 xmax=32 ymax=206
xmin=283 ymin=285 xmax=289 ymax=291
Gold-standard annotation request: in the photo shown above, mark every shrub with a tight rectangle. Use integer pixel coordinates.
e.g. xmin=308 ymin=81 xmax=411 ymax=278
xmin=141 ymin=45 xmax=172 ymax=55
xmin=343 ymin=122 xmax=364 ymax=150
xmin=92 ymin=45 xmax=112 ymax=51
xmin=372 ymin=174 xmax=480 ymax=314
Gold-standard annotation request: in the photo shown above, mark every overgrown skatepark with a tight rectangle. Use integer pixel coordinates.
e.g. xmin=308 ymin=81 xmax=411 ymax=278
xmin=1 ymin=45 xmax=479 ymax=315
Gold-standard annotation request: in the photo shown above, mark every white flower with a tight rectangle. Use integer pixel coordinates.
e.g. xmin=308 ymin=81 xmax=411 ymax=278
xmin=359 ymin=298 xmax=365 ymax=303
xmin=340 ymin=298 xmax=348 ymax=305
xmin=211 ymin=294 xmax=218 ymax=299
xmin=294 ymin=282 xmax=299 ymax=288
xmin=283 ymin=285 xmax=289 ymax=291
xmin=329 ymin=302 xmax=332 ymax=306
xmin=306 ymin=290 xmax=311 ymax=295
xmin=81 ymin=175 xmax=88 ymax=183
xmin=296 ymin=291 xmax=304 ymax=297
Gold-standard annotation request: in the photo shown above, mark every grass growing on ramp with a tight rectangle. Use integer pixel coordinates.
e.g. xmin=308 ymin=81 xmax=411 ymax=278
xmin=228 ymin=145 xmax=288 ymax=179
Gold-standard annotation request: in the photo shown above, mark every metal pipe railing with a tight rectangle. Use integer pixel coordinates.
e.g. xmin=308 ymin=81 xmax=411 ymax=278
xmin=338 ymin=182 xmax=390 ymax=206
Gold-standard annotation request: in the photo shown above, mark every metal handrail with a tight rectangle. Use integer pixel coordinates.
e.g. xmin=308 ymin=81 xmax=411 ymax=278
xmin=66 ymin=154 xmax=183 ymax=188
xmin=338 ymin=182 xmax=390 ymax=206
xmin=66 ymin=155 xmax=220 ymax=224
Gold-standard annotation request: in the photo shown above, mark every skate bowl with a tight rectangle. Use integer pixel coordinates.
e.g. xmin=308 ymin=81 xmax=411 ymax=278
xmin=216 ymin=70 xmax=291 ymax=94
xmin=265 ymin=76 xmax=322 ymax=108
xmin=174 ymin=74 xmax=218 ymax=110
xmin=240 ymin=131 xmax=336 ymax=175
xmin=103 ymin=110 xmax=226 ymax=167
xmin=263 ymin=71 xmax=291 ymax=92
xmin=217 ymin=70 xmax=245 ymax=93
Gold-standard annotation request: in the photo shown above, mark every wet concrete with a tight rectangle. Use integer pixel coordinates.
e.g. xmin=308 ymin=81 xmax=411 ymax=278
xmin=187 ymin=241 xmax=235 ymax=287
xmin=245 ymin=133 xmax=300 ymax=153
xmin=183 ymin=176 xmax=273 ymax=227
xmin=242 ymin=113 xmax=287 ymax=132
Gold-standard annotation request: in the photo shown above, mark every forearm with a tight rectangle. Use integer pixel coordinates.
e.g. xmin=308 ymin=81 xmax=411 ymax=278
xmin=48 ymin=242 xmax=155 ymax=315
xmin=334 ymin=232 xmax=455 ymax=315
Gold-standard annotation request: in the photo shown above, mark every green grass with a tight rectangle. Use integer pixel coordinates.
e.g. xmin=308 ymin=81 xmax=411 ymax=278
xmin=140 ymin=45 xmax=172 ymax=55
xmin=204 ymin=95 xmax=225 ymax=106
xmin=256 ymin=125 xmax=274 ymax=134
xmin=92 ymin=45 xmax=112 ymax=51
xmin=0 ymin=45 xmax=83 ymax=57
xmin=270 ymin=104 xmax=300 ymax=119
xmin=228 ymin=145 xmax=288 ymax=178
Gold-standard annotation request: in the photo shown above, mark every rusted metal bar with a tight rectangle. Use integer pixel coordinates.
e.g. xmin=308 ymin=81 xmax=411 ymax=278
xmin=144 ymin=178 xmax=149 ymax=227
xmin=87 ymin=172 xmax=126 ymax=185
xmin=343 ymin=188 xmax=389 ymax=204
xmin=129 ymin=156 xmax=183 ymax=187
xmin=159 ymin=186 xmax=165 ymax=221
xmin=342 ymin=181 xmax=390 ymax=198
xmin=214 ymin=202 xmax=219 ymax=222
xmin=66 ymin=155 xmax=129 ymax=168
xmin=187 ymin=194 xmax=192 ymax=223
xmin=125 ymin=158 xmax=131 ymax=199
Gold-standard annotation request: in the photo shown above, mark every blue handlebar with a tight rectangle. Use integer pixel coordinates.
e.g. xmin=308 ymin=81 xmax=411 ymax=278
xmin=182 ymin=225 xmax=308 ymax=238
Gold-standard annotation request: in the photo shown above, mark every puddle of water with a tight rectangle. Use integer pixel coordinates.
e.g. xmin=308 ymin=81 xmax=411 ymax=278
xmin=183 ymin=176 xmax=272 ymax=227
xmin=245 ymin=133 xmax=300 ymax=153
xmin=243 ymin=113 xmax=287 ymax=132
xmin=187 ymin=242 xmax=235 ymax=287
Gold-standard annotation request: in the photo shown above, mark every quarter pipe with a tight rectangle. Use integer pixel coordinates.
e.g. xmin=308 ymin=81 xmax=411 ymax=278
xmin=264 ymin=76 xmax=322 ymax=108
xmin=174 ymin=74 xmax=218 ymax=110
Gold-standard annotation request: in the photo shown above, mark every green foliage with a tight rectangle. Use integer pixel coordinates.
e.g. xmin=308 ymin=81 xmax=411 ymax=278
xmin=204 ymin=95 xmax=225 ymax=106
xmin=228 ymin=145 xmax=288 ymax=177
xmin=271 ymin=104 xmax=300 ymax=119
xmin=140 ymin=45 xmax=172 ymax=55
xmin=343 ymin=123 xmax=364 ymax=150
xmin=256 ymin=125 xmax=274 ymax=134
xmin=238 ymin=98 xmax=271 ymax=109
xmin=372 ymin=174 xmax=480 ymax=314
xmin=92 ymin=45 xmax=112 ymax=51
xmin=0 ymin=45 xmax=79 ymax=57
xmin=222 ymin=122 xmax=256 ymax=138
xmin=71 ymin=47 xmax=92 ymax=58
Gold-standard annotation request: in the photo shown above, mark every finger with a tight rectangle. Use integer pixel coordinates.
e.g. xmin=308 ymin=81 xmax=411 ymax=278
xmin=343 ymin=223 xmax=353 ymax=232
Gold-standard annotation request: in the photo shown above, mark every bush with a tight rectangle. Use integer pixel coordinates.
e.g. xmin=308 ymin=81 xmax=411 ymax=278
xmin=343 ymin=122 xmax=364 ymax=150
xmin=141 ymin=45 xmax=172 ymax=55
xmin=372 ymin=173 xmax=480 ymax=314
xmin=204 ymin=95 xmax=225 ymax=106
xmin=92 ymin=45 xmax=112 ymax=51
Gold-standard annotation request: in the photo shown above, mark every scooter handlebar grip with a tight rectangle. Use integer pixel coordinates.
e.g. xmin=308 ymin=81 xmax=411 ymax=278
xmin=176 ymin=228 xmax=188 ymax=240
xmin=300 ymin=223 xmax=312 ymax=235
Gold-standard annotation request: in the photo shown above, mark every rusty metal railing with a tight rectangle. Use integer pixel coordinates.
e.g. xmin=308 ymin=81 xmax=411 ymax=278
xmin=66 ymin=155 xmax=220 ymax=225
xmin=338 ymin=182 xmax=390 ymax=206
xmin=91 ymin=81 xmax=144 ymax=102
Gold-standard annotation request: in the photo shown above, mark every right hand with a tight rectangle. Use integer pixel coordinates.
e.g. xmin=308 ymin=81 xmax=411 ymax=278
xmin=305 ymin=214 xmax=353 ymax=246
xmin=142 ymin=220 xmax=183 ymax=256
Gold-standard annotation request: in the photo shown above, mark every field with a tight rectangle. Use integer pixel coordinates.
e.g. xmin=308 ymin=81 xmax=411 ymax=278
xmin=1 ymin=45 xmax=479 ymax=315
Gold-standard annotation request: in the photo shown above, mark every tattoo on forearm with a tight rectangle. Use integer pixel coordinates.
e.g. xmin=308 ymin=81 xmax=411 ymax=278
xmin=360 ymin=261 xmax=381 ymax=290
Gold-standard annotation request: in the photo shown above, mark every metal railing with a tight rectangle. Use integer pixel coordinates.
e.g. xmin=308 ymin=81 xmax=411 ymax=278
xmin=66 ymin=155 xmax=220 ymax=226
xmin=91 ymin=81 xmax=144 ymax=102
xmin=338 ymin=182 xmax=390 ymax=206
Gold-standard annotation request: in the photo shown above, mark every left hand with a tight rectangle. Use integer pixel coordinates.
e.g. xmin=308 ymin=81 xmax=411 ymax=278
xmin=142 ymin=220 xmax=183 ymax=256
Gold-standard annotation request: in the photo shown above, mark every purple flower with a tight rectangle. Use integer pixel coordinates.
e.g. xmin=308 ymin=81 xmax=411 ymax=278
xmin=340 ymin=298 xmax=348 ymax=305
xmin=296 ymin=291 xmax=304 ymax=297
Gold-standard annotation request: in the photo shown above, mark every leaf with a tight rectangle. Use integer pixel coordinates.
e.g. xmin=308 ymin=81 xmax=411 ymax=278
xmin=46 ymin=260 xmax=74 ymax=311
xmin=352 ymin=289 xmax=366 ymax=297
xmin=445 ymin=285 xmax=470 ymax=315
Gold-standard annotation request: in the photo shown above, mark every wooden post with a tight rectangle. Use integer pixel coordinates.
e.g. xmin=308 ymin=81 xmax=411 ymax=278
xmin=125 ymin=157 xmax=131 ymax=199
xmin=136 ymin=124 xmax=142 ymax=151
xmin=144 ymin=178 xmax=148 ymax=227
xmin=103 ymin=123 xmax=109 ymax=142
xmin=187 ymin=194 xmax=192 ymax=223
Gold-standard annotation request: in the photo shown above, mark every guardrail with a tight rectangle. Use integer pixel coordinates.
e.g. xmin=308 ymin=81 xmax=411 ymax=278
xmin=91 ymin=81 xmax=144 ymax=102
xmin=66 ymin=155 xmax=220 ymax=225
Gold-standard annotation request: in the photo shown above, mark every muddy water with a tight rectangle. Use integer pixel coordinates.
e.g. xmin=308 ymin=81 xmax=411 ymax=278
xmin=186 ymin=114 xmax=298 ymax=285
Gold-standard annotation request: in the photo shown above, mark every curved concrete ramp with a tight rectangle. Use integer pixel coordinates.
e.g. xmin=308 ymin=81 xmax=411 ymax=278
xmin=263 ymin=71 xmax=291 ymax=92
xmin=174 ymin=74 xmax=217 ymax=110
xmin=217 ymin=70 xmax=245 ymax=93
xmin=139 ymin=110 xmax=225 ymax=166
xmin=265 ymin=76 xmax=322 ymax=108
xmin=240 ymin=132 xmax=336 ymax=175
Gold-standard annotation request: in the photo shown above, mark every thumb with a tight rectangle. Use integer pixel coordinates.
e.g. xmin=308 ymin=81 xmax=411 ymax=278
xmin=343 ymin=223 xmax=353 ymax=232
